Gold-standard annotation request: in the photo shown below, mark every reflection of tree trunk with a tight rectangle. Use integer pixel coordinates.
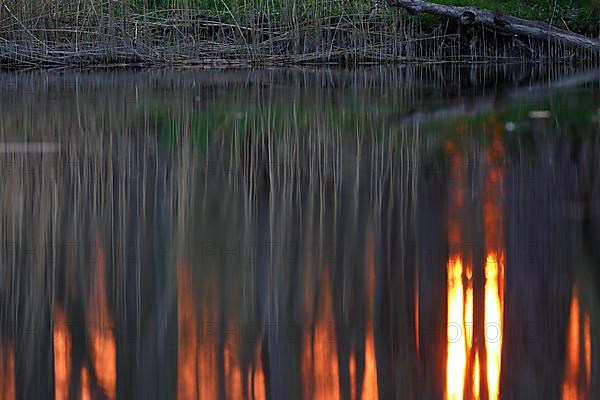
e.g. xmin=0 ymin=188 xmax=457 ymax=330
xmin=391 ymin=68 xmax=600 ymax=127
xmin=388 ymin=0 xmax=600 ymax=50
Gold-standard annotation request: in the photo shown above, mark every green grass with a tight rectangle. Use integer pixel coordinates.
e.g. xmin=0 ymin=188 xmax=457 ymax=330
xmin=1 ymin=0 xmax=598 ymax=66
xmin=432 ymin=0 xmax=600 ymax=34
xmin=4 ymin=0 xmax=597 ymax=34
xmin=108 ymin=0 xmax=600 ymax=35
xmin=138 ymin=0 xmax=599 ymax=34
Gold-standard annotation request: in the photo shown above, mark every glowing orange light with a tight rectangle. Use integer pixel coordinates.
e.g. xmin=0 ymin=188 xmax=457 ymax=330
xmin=198 ymin=280 xmax=221 ymax=400
xmin=0 ymin=342 xmax=15 ymax=400
xmin=247 ymin=344 xmax=266 ymax=400
xmin=197 ymin=333 xmax=219 ymax=400
xmin=562 ymin=285 xmax=592 ymax=400
xmin=302 ymin=266 xmax=340 ymax=399
xmin=472 ymin=350 xmax=480 ymax=400
xmin=53 ymin=307 xmax=71 ymax=400
xmin=223 ymin=339 xmax=244 ymax=399
xmin=349 ymin=228 xmax=379 ymax=400
xmin=349 ymin=352 xmax=357 ymax=400
xmin=177 ymin=262 xmax=248 ymax=399
xmin=177 ymin=261 xmax=199 ymax=399
xmin=415 ymin=271 xmax=420 ymax=359
xmin=484 ymin=254 xmax=503 ymax=400
xmin=88 ymin=240 xmax=116 ymax=400
xmin=446 ymin=255 xmax=466 ymax=400
xmin=465 ymin=264 xmax=473 ymax=353
xmin=362 ymin=230 xmax=378 ymax=400
xmin=585 ymin=313 xmax=591 ymax=390
xmin=80 ymin=366 xmax=91 ymax=400
xmin=483 ymin=122 xmax=505 ymax=400
xmin=445 ymin=142 xmax=467 ymax=400
xmin=562 ymin=286 xmax=581 ymax=400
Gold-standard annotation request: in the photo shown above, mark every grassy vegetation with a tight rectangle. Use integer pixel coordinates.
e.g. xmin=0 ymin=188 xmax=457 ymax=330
xmin=1 ymin=0 xmax=598 ymax=30
xmin=0 ymin=0 xmax=598 ymax=66
xmin=431 ymin=0 xmax=600 ymax=34
xmin=75 ymin=0 xmax=599 ymax=33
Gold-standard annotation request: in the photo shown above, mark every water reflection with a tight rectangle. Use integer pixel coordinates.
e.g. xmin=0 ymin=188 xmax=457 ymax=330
xmin=483 ymin=122 xmax=505 ymax=400
xmin=0 ymin=66 xmax=599 ymax=399
xmin=0 ymin=341 xmax=15 ymax=400
xmin=562 ymin=284 xmax=592 ymax=400
xmin=53 ymin=240 xmax=116 ymax=400
xmin=445 ymin=141 xmax=467 ymax=400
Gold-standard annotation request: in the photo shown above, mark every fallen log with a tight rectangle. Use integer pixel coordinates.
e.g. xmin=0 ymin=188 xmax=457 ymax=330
xmin=387 ymin=0 xmax=600 ymax=50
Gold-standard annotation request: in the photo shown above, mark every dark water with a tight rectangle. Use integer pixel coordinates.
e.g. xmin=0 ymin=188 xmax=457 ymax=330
xmin=0 ymin=66 xmax=599 ymax=400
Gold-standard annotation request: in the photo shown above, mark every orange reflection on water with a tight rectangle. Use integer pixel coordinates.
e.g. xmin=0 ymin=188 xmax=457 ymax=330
xmin=88 ymin=240 xmax=116 ymax=399
xmin=177 ymin=261 xmax=257 ymax=399
xmin=302 ymin=266 xmax=340 ymax=400
xmin=196 ymin=289 xmax=219 ymax=400
xmin=0 ymin=342 xmax=15 ymax=400
xmin=472 ymin=350 xmax=480 ymax=400
xmin=465 ymin=264 xmax=474 ymax=353
xmin=247 ymin=344 xmax=266 ymax=400
xmin=53 ymin=307 xmax=71 ymax=400
xmin=80 ymin=366 xmax=91 ymax=400
xmin=177 ymin=261 xmax=217 ymax=400
xmin=349 ymin=353 xmax=357 ymax=400
xmin=445 ymin=141 xmax=467 ymax=400
xmin=361 ymin=306 xmax=378 ymax=400
xmin=415 ymin=270 xmax=420 ymax=359
xmin=484 ymin=253 xmax=503 ymax=400
xmin=444 ymin=126 xmax=506 ymax=400
xmin=54 ymin=239 xmax=116 ymax=400
xmin=176 ymin=261 xmax=196 ymax=398
xmin=483 ymin=119 xmax=505 ymax=400
xmin=446 ymin=255 xmax=466 ymax=400
xmin=362 ymin=229 xmax=378 ymax=400
xmin=347 ymin=228 xmax=379 ymax=400
xmin=562 ymin=286 xmax=580 ymax=400
xmin=585 ymin=313 xmax=591 ymax=389
xmin=223 ymin=337 xmax=244 ymax=400
xmin=562 ymin=285 xmax=592 ymax=400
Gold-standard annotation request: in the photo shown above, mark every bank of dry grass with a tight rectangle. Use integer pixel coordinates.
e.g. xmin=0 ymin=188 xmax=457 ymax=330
xmin=0 ymin=0 xmax=598 ymax=67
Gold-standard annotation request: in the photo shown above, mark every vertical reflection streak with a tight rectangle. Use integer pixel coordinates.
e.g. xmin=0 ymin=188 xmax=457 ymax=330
xmin=313 ymin=267 xmax=340 ymax=400
xmin=584 ymin=313 xmax=591 ymax=391
xmin=473 ymin=350 xmax=480 ymax=400
xmin=445 ymin=142 xmax=466 ymax=400
xmin=247 ymin=344 xmax=266 ymax=400
xmin=0 ymin=342 xmax=15 ymax=400
xmin=362 ymin=232 xmax=378 ymax=399
xmin=562 ymin=286 xmax=580 ymax=400
xmin=53 ymin=307 xmax=71 ymax=400
xmin=302 ymin=266 xmax=340 ymax=399
xmin=446 ymin=256 xmax=466 ymax=400
xmin=483 ymin=122 xmax=505 ymax=400
xmin=88 ymin=240 xmax=116 ymax=399
xmin=415 ymin=270 xmax=420 ymax=359
xmin=177 ymin=261 xmax=251 ymax=399
xmin=465 ymin=264 xmax=473 ymax=353
xmin=198 ymin=294 xmax=219 ymax=400
xmin=224 ymin=345 xmax=242 ymax=399
xmin=81 ymin=366 xmax=91 ymax=400
xmin=177 ymin=262 xmax=199 ymax=400
xmin=484 ymin=254 xmax=503 ymax=400
xmin=562 ymin=285 xmax=592 ymax=400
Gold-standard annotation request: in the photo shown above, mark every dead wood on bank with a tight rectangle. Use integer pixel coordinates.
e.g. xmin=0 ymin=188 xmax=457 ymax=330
xmin=388 ymin=0 xmax=600 ymax=50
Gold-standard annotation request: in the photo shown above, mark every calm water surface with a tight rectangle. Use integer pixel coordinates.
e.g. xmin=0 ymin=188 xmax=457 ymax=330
xmin=0 ymin=66 xmax=599 ymax=399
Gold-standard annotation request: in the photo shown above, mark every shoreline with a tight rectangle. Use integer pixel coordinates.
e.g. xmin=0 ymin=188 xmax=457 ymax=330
xmin=1 ymin=4 xmax=599 ymax=69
